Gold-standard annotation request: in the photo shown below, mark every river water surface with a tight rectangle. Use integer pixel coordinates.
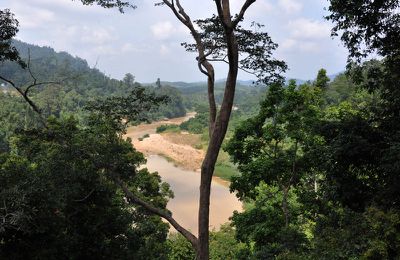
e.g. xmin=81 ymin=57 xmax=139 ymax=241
xmin=127 ymin=114 xmax=242 ymax=234
xmin=145 ymin=155 xmax=242 ymax=234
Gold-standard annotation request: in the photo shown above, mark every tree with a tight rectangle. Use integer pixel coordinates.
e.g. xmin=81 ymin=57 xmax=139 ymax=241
xmin=225 ymin=81 xmax=321 ymax=257
xmin=327 ymin=0 xmax=400 ymax=62
xmin=156 ymin=2 xmax=286 ymax=258
xmin=122 ymin=72 xmax=135 ymax=87
xmin=79 ymin=0 xmax=136 ymax=12
xmin=82 ymin=1 xmax=285 ymax=258
xmin=327 ymin=0 xmax=400 ymax=210
xmin=314 ymin=68 xmax=330 ymax=89
xmin=0 ymin=9 xmax=25 ymax=68
xmin=0 ymin=117 xmax=171 ymax=259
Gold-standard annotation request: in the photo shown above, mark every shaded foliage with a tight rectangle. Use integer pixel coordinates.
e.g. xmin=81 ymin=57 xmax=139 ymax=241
xmin=327 ymin=0 xmax=400 ymax=61
xmin=0 ymin=117 xmax=171 ymax=259
xmin=0 ymin=9 xmax=25 ymax=68
xmin=86 ymin=86 xmax=169 ymax=131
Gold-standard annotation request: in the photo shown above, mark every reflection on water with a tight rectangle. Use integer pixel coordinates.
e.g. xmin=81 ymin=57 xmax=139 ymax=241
xmin=145 ymin=155 xmax=242 ymax=234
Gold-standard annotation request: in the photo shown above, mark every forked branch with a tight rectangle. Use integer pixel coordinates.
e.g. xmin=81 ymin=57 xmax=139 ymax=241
xmin=162 ymin=0 xmax=217 ymax=130
xmin=112 ymin=175 xmax=198 ymax=248
xmin=0 ymin=74 xmax=47 ymax=126
xmin=233 ymin=0 xmax=257 ymax=28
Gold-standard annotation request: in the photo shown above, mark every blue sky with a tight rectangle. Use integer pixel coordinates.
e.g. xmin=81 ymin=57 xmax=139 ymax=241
xmin=0 ymin=0 xmax=348 ymax=83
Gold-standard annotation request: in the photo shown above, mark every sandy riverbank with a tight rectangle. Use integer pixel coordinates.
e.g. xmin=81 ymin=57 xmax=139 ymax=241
xmin=125 ymin=113 xmax=241 ymax=233
xmin=125 ymin=112 xmax=205 ymax=170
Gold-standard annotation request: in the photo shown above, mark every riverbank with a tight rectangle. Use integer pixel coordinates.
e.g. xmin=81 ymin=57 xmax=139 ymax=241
xmin=125 ymin=112 xmax=205 ymax=171
xmin=125 ymin=112 xmax=239 ymax=184
xmin=145 ymin=155 xmax=242 ymax=234
xmin=125 ymin=114 xmax=242 ymax=233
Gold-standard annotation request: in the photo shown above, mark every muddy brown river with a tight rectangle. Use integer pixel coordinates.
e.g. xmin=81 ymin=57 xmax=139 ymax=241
xmin=145 ymin=155 xmax=242 ymax=234
xmin=127 ymin=114 xmax=242 ymax=234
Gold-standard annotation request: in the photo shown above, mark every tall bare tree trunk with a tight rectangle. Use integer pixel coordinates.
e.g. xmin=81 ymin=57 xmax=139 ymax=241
xmin=197 ymin=20 xmax=239 ymax=259
xmin=160 ymin=1 xmax=256 ymax=258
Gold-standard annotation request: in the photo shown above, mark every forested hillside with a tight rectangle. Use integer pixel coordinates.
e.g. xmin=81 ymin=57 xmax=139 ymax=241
xmin=0 ymin=40 xmax=189 ymax=148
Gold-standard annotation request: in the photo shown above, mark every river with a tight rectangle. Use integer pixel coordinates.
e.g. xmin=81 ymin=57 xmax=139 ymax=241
xmin=126 ymin=114 xmax=242 ymax=234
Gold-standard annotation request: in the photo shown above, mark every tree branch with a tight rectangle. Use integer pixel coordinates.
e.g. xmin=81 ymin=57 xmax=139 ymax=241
xmin=232 ymin=0 xmax=256 ymax=28
xmin=162 ymin=0 xmax=217 ymax=134
xmin=162 ymin=0 xmax=189 ymax=27
xmin=214 ymin=0 xmax=227 ymax=29
xmin=207 ymin=57 xmax=259 ymax=78
xmin=0 ymin=75 xmax=46 ymax=126
xmin=73 ymin=189 xmax=95 ymax=202
xmin=198 ymin=62 xmax=209 ymax=77
xmin=112 ymin=175 xmax=198 ymax=248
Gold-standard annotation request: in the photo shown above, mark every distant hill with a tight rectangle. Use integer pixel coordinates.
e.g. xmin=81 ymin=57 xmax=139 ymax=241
xmin=0 ymin=40 xmax=187 ymax=119
xmin=144 ymin=73 xmax=342 ymax=90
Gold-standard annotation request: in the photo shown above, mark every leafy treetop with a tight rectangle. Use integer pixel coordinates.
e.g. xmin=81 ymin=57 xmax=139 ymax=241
xmin=327 ymin=0 xmax=400 ymax=61
xmin=182 ymin=16 xmax=287 ymax=84
xmin=0 ymin=9 xmax=25 ymax=68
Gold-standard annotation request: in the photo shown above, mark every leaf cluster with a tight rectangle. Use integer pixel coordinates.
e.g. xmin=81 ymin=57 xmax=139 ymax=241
xmin=85 ymin=86 xmax=169 ymax=132
xmin=0 ymin=9 xmax=25 ymax=68
xmin=327 ymin=0 xmax=400 ymax=61
xmin=0 ymin=117 xmax=171 ymax=258
xmin=182 ymin=15 xmax=287 ymax=84
xmin=78 ymin=0 xmax=136 ymax=12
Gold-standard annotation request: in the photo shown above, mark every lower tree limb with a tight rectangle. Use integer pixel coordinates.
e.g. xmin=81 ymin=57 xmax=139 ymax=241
xmin=112 ymin=175 xmax=198 ymax=248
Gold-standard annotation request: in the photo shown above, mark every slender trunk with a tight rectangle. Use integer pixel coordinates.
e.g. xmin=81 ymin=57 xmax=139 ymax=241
xmin=197 ymin=25 xmax=239 ymax=260
xmin=205 ymin=64 xmax=216 ymax=138
xmin=161 ymin=1 xmax=256 ymax=258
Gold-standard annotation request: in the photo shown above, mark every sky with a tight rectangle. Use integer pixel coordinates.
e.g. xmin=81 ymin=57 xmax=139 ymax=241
xmin=0 ymin=0 xmax=348 ymax=83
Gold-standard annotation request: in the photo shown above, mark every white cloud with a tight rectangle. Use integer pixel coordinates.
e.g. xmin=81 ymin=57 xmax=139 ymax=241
xmin=229 ymin=0 xmax=273 ymax=19
xmin=10 ymin=4 xmax=55 ymax=29
xmin=93 ymin=45 xmax=117 ymax=55
xmin=278 ymin=0 xmax=302 ymax=14
xmin=151 ymin=21 xmax=177 ymax=40
xmin=121 ymin=43 xmax=136 ymax=53
xmin=160 ymin=44 xmax=170 ymax=55
xmin=81 ymin=27 xmax=115 ymax=45
xmin=120 ymin=43 xmax=148 ymax=53
xmin=298 ymin=41 xmax=320 ymax=53
xmin=280 ymin=38 xmax=297 ymax=50
xmin=288 ymin=18 xmax=331 ymax=39
xmin=280 ymin=38 xmax=321 ymax=53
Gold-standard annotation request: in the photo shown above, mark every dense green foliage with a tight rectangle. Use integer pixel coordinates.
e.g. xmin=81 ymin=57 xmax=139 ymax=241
xmin=225 ymin=79 xmax=321 ymax=258
xmin=0 ymin=116 xmax=171 ymax=259
xmin=153 ymin=85 xmax=186 ymax=119
xmin=215 ymin=3 xmax=400 ymax=258
xmin=224 ymin=63 xmax=400 ymax=258
xmin=167 ymin=224 xmax=245 ymax=260
xmin=0 ymin=37 xmax=175 ymax=257
xmin=0 ymin=9 xmax=25 ymax=68
xmin=0 ymin=92 xmax=39 ymax=152
xmin=327 ymin=0 xmax=400 ymax=61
